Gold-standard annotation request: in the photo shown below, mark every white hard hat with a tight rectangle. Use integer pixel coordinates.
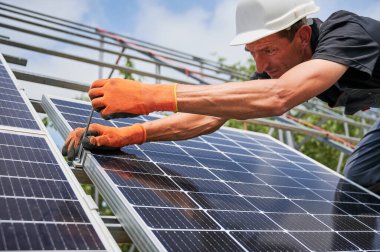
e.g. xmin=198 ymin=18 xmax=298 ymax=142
xmin=230 ymin=0 xmax=320 ymax=46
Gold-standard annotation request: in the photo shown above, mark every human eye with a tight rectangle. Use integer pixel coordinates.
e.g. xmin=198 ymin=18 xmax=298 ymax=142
xmin=264 ymin=47 xmax=276 ymax=55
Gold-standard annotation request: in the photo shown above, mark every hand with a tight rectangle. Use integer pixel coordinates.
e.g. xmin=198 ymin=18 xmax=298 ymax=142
xmin=88 ymin=78 xmax=177 ymax=119
xmin=62 ymin=128 xmax=85 ymax=161
xmin=85 ymin=123 xmax=146 ymax=147
xmin=62 ymin=124 xmax=146 ymax=161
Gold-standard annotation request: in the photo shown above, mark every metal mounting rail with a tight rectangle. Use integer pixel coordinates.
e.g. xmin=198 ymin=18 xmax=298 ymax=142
xmin=0 ymin=38 xmax=195 ymax=84
xmin=0 ymin=2 xmax=248 ymax=78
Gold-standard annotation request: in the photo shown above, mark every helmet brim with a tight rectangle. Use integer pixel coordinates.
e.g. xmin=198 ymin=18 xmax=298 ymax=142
xmin=230 ymin=6 xmax=320 ymax=46
xmin=230 ymin=29 xmax=279 ymax=46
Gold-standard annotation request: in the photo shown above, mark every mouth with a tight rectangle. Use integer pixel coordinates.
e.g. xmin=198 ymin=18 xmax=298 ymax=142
xmin=266 ymin=71 xmax=278 ymax=78
xmin=267 ymin=70 xmax=283 ymax=79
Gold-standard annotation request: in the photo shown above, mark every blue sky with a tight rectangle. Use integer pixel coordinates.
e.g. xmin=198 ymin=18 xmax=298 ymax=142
xmin=3 ymin=0 xmax=380 ymax=64
xmin=1 ymin=0 xmax=380 ymax=100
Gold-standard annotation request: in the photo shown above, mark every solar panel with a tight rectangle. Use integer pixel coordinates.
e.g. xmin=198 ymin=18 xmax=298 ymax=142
xmin=0 ymin=131 xmax=108 ymax=250
xmin=0 ymin=59 xmax=40 ymax=130
xmin=43 ymin=94 xmax=380 ymax=252
xmin=0 ymin=53 xmax=119 ymax=251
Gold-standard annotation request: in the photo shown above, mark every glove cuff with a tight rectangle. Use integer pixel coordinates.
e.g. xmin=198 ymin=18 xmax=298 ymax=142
xmin=144 ymin=84 xmax=177 ymax=113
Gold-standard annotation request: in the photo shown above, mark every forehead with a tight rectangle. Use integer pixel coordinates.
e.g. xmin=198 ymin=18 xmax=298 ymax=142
xmin=246 ymin=33 xmax=288 ymax=50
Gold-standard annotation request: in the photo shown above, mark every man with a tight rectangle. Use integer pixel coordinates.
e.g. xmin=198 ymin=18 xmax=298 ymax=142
xmin=63 ymin=0 xmax=380 ymax=189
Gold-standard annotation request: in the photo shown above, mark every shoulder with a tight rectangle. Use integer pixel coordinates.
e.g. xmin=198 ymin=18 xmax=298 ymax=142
xmin=313 ymin=10 xmax=380 ymax=76
xmin=323 ymin=10 xmax=362 ymax=25
xmin=325 ymin=10 xmax=359 ymax=22
xmin=321 ymin=10 xmax=380 ymax=43
xmin=320 ymin=10 xmax=363 ymax=35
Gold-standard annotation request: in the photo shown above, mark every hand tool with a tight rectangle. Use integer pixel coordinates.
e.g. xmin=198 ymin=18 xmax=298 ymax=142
xmin=76 ymin=47 xmax=126 ymax=163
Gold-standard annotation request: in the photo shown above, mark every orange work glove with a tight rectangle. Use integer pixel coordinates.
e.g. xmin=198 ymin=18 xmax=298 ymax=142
xmin=88 ymin=78 xmax=177 ymax=119
xmin=62 ymin=123 xmax=146 ymax=161
xmin=62 ymin=128 xmax=85 ymax=161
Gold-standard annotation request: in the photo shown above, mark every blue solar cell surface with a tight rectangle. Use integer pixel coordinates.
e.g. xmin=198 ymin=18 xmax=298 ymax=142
xmin=0 ymin=132 xmax=105 ymax=250
xmin=0 ymin=55 xmax=109 ymax=251
xmin=0 ymin=63 xmax=40 ymax=130
xmin=47 ymin=96 xmax=380 ymax=252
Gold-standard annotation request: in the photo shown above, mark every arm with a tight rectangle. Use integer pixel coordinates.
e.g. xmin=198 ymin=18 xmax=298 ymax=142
xmin=89 ymin=59 xmax=348 ymax=120
xmin=62 ymin=113 xmax=227 ymax=159
xmin=144 ymin=113 xmax=228 ymax=141
xmin=177 ymin=59 xmax=348 ymax=119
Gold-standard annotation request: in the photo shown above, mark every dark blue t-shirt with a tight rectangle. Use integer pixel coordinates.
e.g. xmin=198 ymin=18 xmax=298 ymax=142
xmin=314 ymin=10 xmax=380 ymax=114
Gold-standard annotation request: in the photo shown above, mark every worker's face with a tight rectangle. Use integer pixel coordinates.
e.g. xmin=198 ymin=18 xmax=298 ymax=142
xmin=245 ymin=28 xmax=310 ymax=79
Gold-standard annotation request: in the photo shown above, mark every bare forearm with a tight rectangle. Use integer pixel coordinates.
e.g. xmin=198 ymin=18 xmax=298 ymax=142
xmin=176 ymin=59 xmax=348 ymax=120
xmin=177 ymin=80 xmax=284 ymax=119
xmin=144 ymin=113 xmax=227 ymax=142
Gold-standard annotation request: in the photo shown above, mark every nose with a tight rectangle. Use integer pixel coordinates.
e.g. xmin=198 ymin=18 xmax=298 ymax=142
xmin=254 ymin=55 xmax=269 ymax=73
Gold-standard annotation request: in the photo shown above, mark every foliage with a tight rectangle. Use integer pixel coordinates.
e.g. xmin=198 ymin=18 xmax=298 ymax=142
xmin=42 ymin=116 xmax=49 ymax=127
xmin=119 ymin=56 xmax=136 ymax=80
xmin=217 ymin=56 xmax=256 ymax=81
xmin=225 ymin=119 xmax=271 ymax=134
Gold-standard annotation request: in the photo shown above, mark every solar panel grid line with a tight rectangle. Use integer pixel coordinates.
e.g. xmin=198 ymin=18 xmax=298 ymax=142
xmin=102 ymin=133 xmax=253 ymax=249
xmin=0 ymin=130 xmax=118 ymax=250
xmin=43 ymin=96 xmax=332 ymax=238
xmin=43 ymin=95 xmax=380 ymax=251
xmin=0 ymin=131 xmax=105 ymax=248
xmin=138 ymin=142 xmax=265 ymax=249
xmin=45 ymin=104 xmax=296 ymax=250
xmin=218 ymin=130 xmax=380 ymax=234
xmin=43 ymin=97 xmax=320 ymax=194
xmin=38 ymin=133 xmax=121 ymax=251
xmin=43 ymin=96 xmax=254 ymax=251
xmin=0 ymin=55 xmax=120 ymax=251
xmin=84 ymin=154 xmax=169 ymax=252
xmin=0 ymin=54 xmax=43 ymax=132
xmin=183 ymin=133 xmax=320 ymax=202
xmin=219 ymin=129 xmax=347 ymax=184
xmin=142 ymin=130 xmax=380 ymax=250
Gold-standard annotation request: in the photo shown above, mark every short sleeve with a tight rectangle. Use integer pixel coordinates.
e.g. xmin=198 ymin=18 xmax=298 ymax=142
xmin=312 ymin=11 xmax=379 ymax=77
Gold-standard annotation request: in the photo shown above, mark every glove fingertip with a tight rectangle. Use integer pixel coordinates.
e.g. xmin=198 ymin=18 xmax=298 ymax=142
xmin=82 ymin=137 xmax=98 ymax=150
xmin=62 ymin=148 xmax=68 ymax=156
xmin=87 ymin=130 xmax=99 ymax=137
xmin=67 ymin=146 xmax=76 ymax=161
xmin=62 ymin=141 xmax=70 ymax=156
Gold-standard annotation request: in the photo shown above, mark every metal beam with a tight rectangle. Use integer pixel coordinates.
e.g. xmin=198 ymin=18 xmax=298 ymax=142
xmin=0 ymin=22 xmax=231 ymax=83
xmin=0 ymin=38 xmax=195 ymax=84
xmin=14 ymin=69 xmax=89 ymax=92
xmin=3 ymin=54 xmax=27 ymax=66
xmin=275 ymin=116 xmax=353 ymax=154
xmin=0 ymin=4 xmax=248 ymax=78
xmin=101 ymin=216 xmax=131 ymax=244
xmin=246 ymin=118 xmax=360 ymax=144
xmin=292 ymin=106 xmax=371 ymax=129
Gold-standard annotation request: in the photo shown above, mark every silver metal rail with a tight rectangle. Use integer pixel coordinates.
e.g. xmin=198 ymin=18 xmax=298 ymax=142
xmin=248 ymin=118 xmax=360 ymax=144
xmin=0 ymin=3 xmax=248 ymax=79
xmin=0 ymin=38 xmax=195 ymax=84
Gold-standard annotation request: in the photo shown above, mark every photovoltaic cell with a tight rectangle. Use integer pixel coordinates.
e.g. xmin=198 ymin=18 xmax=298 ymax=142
xmin=0 ymin=54 xmax=114 ymax=251
xmin=43 ymin=95 xmax=380 ymax=252
xmin=0 ymin=64 xmax=40 ymax=130
xmin=0 ymin=132 xmax=105 ymax=251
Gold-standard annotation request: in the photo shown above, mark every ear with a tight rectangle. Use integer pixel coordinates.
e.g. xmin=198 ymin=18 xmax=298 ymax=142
xmin=297 ymin=25 xmax=312 ymax=47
